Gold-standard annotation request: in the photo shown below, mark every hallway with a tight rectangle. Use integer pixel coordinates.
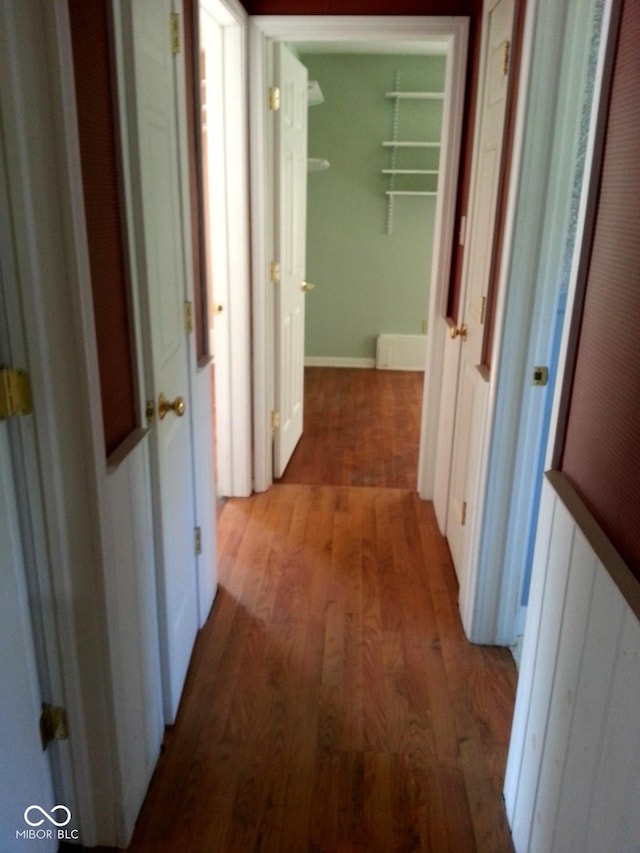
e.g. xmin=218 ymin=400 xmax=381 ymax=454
xmin=279 ymin=367 xmax=425 ymax=489
xmin=117 ymin=478 xmax=516 ymax=851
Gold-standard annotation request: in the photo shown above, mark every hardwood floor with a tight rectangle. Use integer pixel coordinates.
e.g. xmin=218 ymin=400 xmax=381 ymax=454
xmin=118 ymin=484 xmax=516 ymax=852
xmin=279 ymin=367 xmax=424 ymax=489
xmin=90 ymin=369 xmax=516 ymax=851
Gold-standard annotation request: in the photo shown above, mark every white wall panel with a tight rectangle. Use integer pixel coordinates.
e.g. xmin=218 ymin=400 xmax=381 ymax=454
xmin=505 ymin=473 xmax=640 ymax=852
xmin=104 ymin=441 xmax=163 ymax=843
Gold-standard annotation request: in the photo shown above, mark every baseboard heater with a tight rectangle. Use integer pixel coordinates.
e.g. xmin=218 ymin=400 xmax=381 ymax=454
xmin=375 ymin=334 xmax=427 ymax=371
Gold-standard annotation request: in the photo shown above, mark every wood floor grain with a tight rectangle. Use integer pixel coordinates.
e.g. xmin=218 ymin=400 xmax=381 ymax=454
xmin=279 ymin=368 xmax=424 ymax=489
xmin=118 ymin=485 xmax=516 ymax=853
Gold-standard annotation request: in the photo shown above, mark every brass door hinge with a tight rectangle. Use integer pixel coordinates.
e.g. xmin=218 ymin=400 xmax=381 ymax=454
xmin=170 ymin=13 xmax=181 ymax=54
xmin=184 ymin=301 xmax=193 ymax=335
xmin=40 ymin=704 xmax=69 ymax=749
xmin=268 ymin=86 xmax=280 ymax=111
xmin=502 ymin=40 xmax=511 ymax=76
xmin=271 ymin=410 xmax=280 ymax=431
xmin=270 ymin=260 xmax=281 ymax=284
xmin=0 ymin=366 xmax=32 ymax=420
xmin=461 ymin=501 xmax=467 ymax=526
xmin=194 ymin=526 xmax=202 ymax=556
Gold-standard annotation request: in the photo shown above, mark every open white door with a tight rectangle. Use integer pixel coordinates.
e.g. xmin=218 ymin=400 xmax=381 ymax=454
xmin=445 ymin=0 xmax=515 ymax=619
xmin=0 ymin=425 xmax=56 ymax=852
xmin=273 ymin=44 xmax=309 ymax=478
xmin=121 ymin=0 xmax=199 ymax=723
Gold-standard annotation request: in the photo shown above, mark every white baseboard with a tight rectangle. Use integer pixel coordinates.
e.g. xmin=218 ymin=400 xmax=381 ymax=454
xmin=376 ymin=333 xmax=427 ymax=371
xmin=304 ymin=356 xmax=376 ymax=368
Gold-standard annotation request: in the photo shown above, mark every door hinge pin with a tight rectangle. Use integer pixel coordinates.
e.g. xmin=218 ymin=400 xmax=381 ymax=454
xmin=271 ymin=410 xmax=280 ymax=431
xmin=184 ymin=301 xmax=193 ymax=335
xmin=40 ymin=704 xmax=69 ymax=750
xmin=170 ymin=13 xmax=181 ymax=54
xmin=461 ymin=501 xmax=467 ymax=526
xmin=194 ymin=526 xmax=202 ymax=556
xmin=268 ymin=86 xmax=280 ymax=111
xmin=270 ymin=260 xmax=281 ymax=284
xmin=458 ymin=214 xmax=466 ymax=247
xmin=479 ymin=295 xmax=487 ymax=325
xmin=502 ymin=40 xmax=511 ymax=76
xmin=0 ymin=366 xmax=32 ymax=420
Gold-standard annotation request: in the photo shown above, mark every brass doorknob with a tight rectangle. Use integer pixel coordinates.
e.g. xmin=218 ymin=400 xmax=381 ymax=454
xmin=214 ymin=303 xmax=224 ymax=314
xmin=450 ymin=323 xmax=467 ymax=341
xmin=158 ymin=393 xmax=186 ymax=420
xmin=301 ymin=281 xmax=315 ymax=292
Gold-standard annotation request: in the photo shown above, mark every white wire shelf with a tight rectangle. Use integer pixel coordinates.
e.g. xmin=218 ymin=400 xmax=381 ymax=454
xmin=385 ymin=190 xmax=438 ymax=197
xmin=385 ymin=91 xmax=444 ymax=100
xmin=382 ymin=168 xmax=439 ymax=175
xmin=382 ymin=141 xmax=441 ymax=148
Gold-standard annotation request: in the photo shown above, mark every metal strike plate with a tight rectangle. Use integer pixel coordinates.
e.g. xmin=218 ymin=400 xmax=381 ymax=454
xmin=532 ymin=366 xmax=549 ymax=386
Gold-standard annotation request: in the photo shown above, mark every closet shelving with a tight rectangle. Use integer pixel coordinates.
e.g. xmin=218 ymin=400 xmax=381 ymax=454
xmin=383 ymin=74 xmax=443 ymax=234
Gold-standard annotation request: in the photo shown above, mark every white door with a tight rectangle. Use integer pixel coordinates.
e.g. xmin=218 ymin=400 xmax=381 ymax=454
xmin=200 ymin=6 xmax=230 ymax=494
xmin=128 ymin=0 xmax=199 ymax=723
xmin=0 ymin=424 xmax=56 ymax=852
xmin=446 ymin=0 xmax=515 ymax=598
xmin=273 ymin=44 xmax=309 ymax=478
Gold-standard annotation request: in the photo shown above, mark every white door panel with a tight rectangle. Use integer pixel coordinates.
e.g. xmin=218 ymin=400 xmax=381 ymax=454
xmin=446 ymin=0 xmax=514 ymax=596
xmin=273 ymin=44 xmax=308 ymax=478
xmin=0 ymin=425 xmax=55 ymax=853
xmin=446 ymin=362 xmax=489 ymax=596
xmin=130 ymin=0 xmax=198 ymax=723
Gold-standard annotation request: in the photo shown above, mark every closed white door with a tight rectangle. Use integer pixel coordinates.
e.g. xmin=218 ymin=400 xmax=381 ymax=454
xmin=446 ymin=0 xmax=515 ymax=597
xmin=0 ymin=425 xmax=56 ymax=852
xmin=273 ymin=44 xmax=309 ymax=478
xmin=129 ymin=0 xmax=199 ymax=722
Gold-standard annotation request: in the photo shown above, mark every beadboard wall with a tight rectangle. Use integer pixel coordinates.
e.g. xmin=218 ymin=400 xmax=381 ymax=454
xmin=504 ymin=472 xmax=640 ymax=852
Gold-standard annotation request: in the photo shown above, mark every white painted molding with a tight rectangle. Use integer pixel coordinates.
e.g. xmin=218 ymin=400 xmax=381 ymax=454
xmin=250 ymin=16 xmax=469 ymax=495
xmin=467 ymin=0 xmax=614 ymax=645
xmin=249 ymin=22 xmax=273 ymax=493
xmin=0 ymin=0 xmax=124 ymax=844
xmin=418 ymin=19 xmax=470 ymax=502
xmin=251 ymin=15 xmax=468 ymax=45
xmin=221 ymin=14 xmax=253 ymax=497
xmin=304 ymin=356 xmax=376 ymax=369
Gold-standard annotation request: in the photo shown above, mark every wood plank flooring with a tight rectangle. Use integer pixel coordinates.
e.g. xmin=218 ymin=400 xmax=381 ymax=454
xmin=117 ymin=484 xmax=517 ymax=852
xmin=279 ymin=368 xmax=424 ymax=489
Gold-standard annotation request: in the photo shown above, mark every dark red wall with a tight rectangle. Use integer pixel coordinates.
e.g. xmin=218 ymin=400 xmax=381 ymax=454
xmin=561 ymin=0 xmax=640 ymax=578
xmin=69 ymin=0 xmax=137 ymax=457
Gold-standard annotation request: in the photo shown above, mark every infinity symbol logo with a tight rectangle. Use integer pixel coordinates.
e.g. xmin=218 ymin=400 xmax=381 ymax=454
xmin=24 ymin=805 xmax=72 ymax=827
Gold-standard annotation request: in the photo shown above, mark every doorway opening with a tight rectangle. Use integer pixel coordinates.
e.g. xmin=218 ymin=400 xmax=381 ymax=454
xmin=195 ymin=0 xmax=252 ymax=501
xmin=250 ymin=17 xmax=469 ymax=495
xmin=276 ymin=47 xmax=444 ymax=490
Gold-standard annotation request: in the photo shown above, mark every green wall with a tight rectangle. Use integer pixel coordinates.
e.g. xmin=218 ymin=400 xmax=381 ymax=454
xmin=300 ymin=53 xmax=445 ymax=361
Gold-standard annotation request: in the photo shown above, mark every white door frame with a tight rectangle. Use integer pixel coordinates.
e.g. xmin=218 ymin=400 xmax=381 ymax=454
xmin=462 ymin=0 xmax=613 ymax=645
xmin=200 ymin=0 xmax=253 ymax=498
xmin=0 ymin=0 xmax=125 ymax=843
xmin=249 ymin=15 xmax=468 ymax=493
